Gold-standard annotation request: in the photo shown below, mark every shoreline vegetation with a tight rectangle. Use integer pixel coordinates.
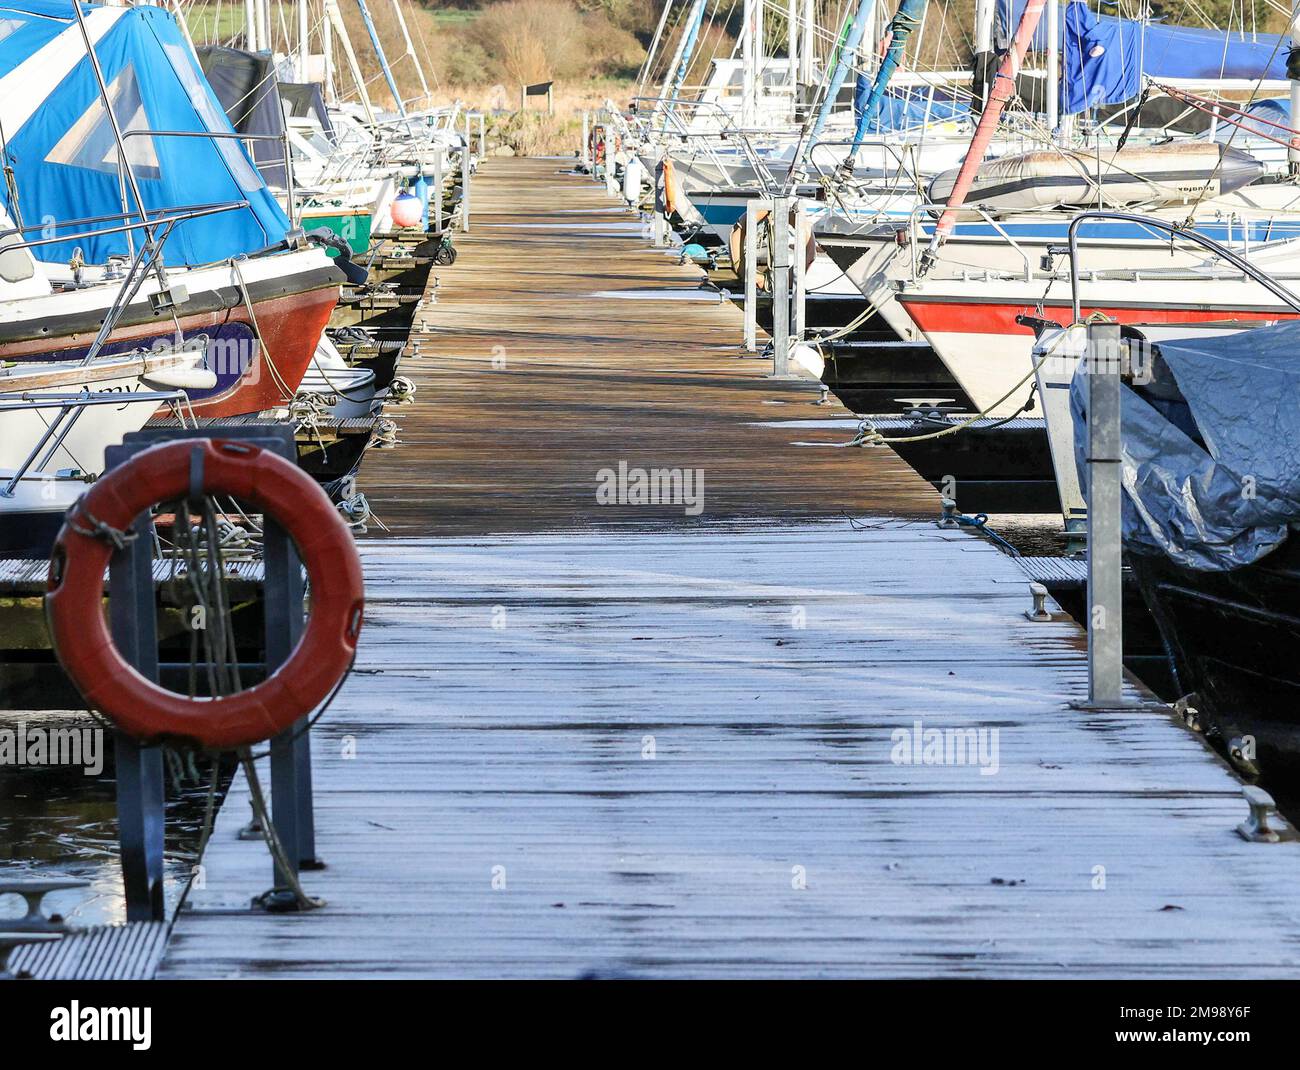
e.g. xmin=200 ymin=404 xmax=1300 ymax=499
xmin=183 ymin=0 xmax=1289 ymax=156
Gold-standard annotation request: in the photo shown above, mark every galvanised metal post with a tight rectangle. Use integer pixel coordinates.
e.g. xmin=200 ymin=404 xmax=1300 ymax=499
xmin=743 ymin=199 xmax=761 ymax=352
xmin=792 ymin=200 xmax=808 ymax=343
xmin=461 ymin=112 xmax=472 ymax=232
xmin=108 ymin=497 xmax=166 ymax=923
xmin=1086 ymin=320 xmax=1124 ymax=706
xmin=771 ymin=196 xmax=791 ymax=377
xmin=267 ymin=512 xmax=317 ymax=881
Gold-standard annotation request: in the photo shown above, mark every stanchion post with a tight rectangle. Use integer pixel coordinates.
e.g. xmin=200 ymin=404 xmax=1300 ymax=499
xmin=461 ymin=111 xmax=472 ymax=232
xmin=1085 ymin=320 xmax=1124 ymax=707
xmin=792 ymin=200 xmax=808 ymax=343
xmin=771 ymin=195 xmax=791 ymax=377
xmin=743 ymin=198 xmax=760 ymax=352
xmin=266 ymin=515 xmax=316 ymax=882
xmin=109 ymin=504 xmax=165 ymax=923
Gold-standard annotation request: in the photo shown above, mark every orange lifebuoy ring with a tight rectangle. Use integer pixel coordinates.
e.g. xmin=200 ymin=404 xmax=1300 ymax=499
xmin=46 ymin=438 xmax=364 ymax=749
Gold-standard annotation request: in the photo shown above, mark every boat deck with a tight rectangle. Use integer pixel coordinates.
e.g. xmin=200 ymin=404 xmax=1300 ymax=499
xmin=160 ymin=158 xmax=1300 ymax=979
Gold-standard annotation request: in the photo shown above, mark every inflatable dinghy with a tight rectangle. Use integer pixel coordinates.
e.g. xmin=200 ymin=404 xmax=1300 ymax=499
xmin=927 ymin=142 xmax=1264 ymax=211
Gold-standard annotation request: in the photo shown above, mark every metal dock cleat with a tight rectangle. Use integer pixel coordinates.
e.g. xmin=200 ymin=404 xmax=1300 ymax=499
xmin=1236 ymin=786 xmax=1293 ymax=843
xmin=0 ymin=877 xmax=90 ymax=932
xmin=1024 ymin=581 xmax=1052 ymax=621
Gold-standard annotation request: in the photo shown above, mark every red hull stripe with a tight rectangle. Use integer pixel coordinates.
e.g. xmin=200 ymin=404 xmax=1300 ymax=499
xmin=899 ymin=296 xmax=1300 ymax=335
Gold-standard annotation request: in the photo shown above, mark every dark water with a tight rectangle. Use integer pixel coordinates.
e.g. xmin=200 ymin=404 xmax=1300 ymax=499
xmin=978 ymin=513 xmax=1078 ymax=558
xmin=0 ymin=712 xmax=235 ymax=927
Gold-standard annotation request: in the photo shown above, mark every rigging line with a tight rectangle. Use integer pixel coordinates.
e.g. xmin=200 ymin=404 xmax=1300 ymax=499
xmin=1180 ymin=26 xmax=1289 ymax=225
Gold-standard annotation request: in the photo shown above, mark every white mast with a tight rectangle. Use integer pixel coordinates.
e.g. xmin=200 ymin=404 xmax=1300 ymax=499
xmin=1291 ymin=0 xmax=1300 ymax=172
xmin=323 ymin=2 xmax=336 ymax=100
xmin=799 ymin=0 xmax=815 ymax=84
xmin=787 ymin=0 xmax=798 ymax=87
xmin=1046 ymin=0 xmax=1058 ymax=134
xmin=245 ymin=0 xmax=259 ymax=51
xmin=259 ymin=0 xmax=272 ymax=54
xmin=324 ymin=0 xmax=376 ymax=123
xmin=974 ymin=0 xmax=994 ymax=53
xmin=640 ymin=0 xmax=674 ymax=96
xmin=297 ymin=0 xmax=310 ymax=79
xmin=973 ymin=0 xmax=995 ymax=107
xmin=742 ymin=0 xmax=757 ymax=125
xmin=390 ymin=0 xmax=431 ymax=105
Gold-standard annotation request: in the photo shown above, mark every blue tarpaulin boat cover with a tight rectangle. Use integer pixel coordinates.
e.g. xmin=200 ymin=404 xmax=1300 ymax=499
xmin=0 ymin=1 xmax=288 ymax=265
xmin=1061 ymin=2 xmax=1140 ymax=113
xmin=1070 ymin=321 xmax=1300 ymax=571
xmin=1000 ymin=0 xmax=1290 ymax=113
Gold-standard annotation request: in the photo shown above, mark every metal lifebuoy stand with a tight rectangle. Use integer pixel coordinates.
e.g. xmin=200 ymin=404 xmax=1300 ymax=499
xmin=46 ymin=425 xmax=359 ymax=920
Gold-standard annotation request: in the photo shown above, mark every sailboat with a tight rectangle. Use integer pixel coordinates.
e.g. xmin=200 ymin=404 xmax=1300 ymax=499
xmin=0 ymin=0 xmax=344 ymax=417
xmin=813 ymin=0 xmax=1300 ymax=416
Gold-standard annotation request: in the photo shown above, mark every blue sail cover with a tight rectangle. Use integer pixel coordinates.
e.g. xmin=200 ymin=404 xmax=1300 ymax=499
xmin=1061 ymin=2 xmax=1139 ymax=113
xmin=0 ymin=1 xmax=288 ymax=265
xmin=1001 ymin=0 xmax=1290 ymax=113
xmin=1070 ymin=321 xmax=1300 ymax=572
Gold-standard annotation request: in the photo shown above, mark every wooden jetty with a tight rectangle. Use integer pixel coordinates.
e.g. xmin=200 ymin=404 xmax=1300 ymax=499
xmin=161 ymin=158 xmax=1300 ymax=979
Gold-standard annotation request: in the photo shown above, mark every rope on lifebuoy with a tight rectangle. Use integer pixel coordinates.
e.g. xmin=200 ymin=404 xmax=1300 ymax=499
xmin=46 ymin=437 xmax=364 ymax=750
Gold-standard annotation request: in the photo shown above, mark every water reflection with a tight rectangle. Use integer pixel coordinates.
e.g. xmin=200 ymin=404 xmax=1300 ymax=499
xmin=0 ymin=711 xmax=234 ymax=927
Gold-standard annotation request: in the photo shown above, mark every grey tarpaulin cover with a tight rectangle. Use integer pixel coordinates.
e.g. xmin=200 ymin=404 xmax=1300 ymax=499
xmin=197 ymin=46 xmax=288 ymax=189
xmin=1070 ymin=320 xmax=1300 ymax=571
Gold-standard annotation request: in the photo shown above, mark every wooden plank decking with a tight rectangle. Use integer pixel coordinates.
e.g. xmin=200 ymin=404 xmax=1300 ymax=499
xmin=357 ymin=156 xmax=935 ymax=533
xmin=160 ymin=159 xmax=1300 ymax=979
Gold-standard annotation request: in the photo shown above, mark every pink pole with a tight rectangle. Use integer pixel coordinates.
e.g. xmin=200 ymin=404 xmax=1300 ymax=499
xmin=929 ymin=0 xmax=1048 ymax=250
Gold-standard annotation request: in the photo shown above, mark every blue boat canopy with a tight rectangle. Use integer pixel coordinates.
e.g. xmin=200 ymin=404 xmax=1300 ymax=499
xmin=0 ymin=1 xmax=289 ymax=266
xmin=1070 ymin=321 xmax=1300 ymax=572
xmin=999 ymin=0 xmax=1291 ymax=114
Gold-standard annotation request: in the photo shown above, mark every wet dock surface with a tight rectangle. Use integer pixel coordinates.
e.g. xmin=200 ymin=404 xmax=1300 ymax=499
xmin=161 ymin=159 xmax=1300 ymax=978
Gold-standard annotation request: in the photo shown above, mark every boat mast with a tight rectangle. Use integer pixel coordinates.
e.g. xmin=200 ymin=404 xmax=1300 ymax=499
xmin=800 ymin=0 xmax=815 ymax=85
xmin=298 ymin=0 xmax=310 ymax=79
xmin=973 ymin=0 xmax=993 ymax=107
xmin=639 ymin=0 xmax=674 ymax=98
xmin=355 ymin=0 xmax=406 ymax=116
xmin=323 ymin=2 xmax=336 ymax=102
xmin=245 ymin=0 xmax=259 ymax=51
xmin=741 ymin=0 xmax=762 ymax=126
xmin=805 ymin=0 xmax=876 ymax=149
xmin=655 ymin=0 xmax=703 ymax=128
xmin=259 ymin=0 xmax=272 ymax=55
xmin=324 ymin=0 xmax=376 ymax=123
xmin=1046 ymin=0 xmax=1059 ymax=136
xmin=843 ymin=0 xmax=929 ymax=173
xmin=1291 ymin=0 xmax=1300 ymax=174
xmin=389 ymin=0 xmax=431 ymax=106
xmin=787 ymin=0 xmax=799 ymax=92
xmin=927 ymin=0 xmax=1047 ymax=257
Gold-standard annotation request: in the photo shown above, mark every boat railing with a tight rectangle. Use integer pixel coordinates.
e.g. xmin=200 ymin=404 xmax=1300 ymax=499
xmin=1065 ymin=210 xmax=1300 ymax=321
xmin=804 ymin=137 xmax=925 ymax=217
xmin=629 ymin=97 xmax=778 ymax=190
xmin=904 ymin=203 xmax=1035 ymax=282
xmin=1 ymin=200 xmax=247 ymax=371
xmin=0 ymin=388 xmax=188 ymax=498
xmin=0 ymin=201 xmax=248 ymax=252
